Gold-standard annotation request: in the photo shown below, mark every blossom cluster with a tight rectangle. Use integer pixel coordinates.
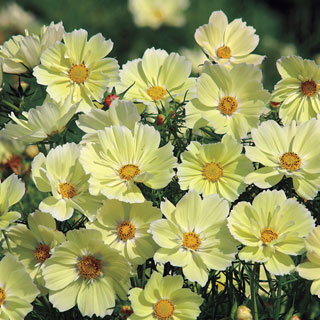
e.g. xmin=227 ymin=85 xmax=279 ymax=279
xmin=0 ymin=8 xmax=319 ymax=320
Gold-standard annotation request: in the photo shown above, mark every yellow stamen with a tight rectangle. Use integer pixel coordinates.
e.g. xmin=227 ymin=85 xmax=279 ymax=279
xmin=260 ymin=228 xmax=278 ymax=243
xmin=301 ymin=80 xmax=318 ymax=96
xmin=117 ymin=221 xmax=136 ymax=241
xmin=182 ymin=232 xmax=201 ymax=251
xmin=78 ymin=255 xmax=102 ymax=279
xmin=0 ymin=288 xmax=6 ymax=306
xmin=218 ymin=96 xmax=238 ymax=115
xmin=59 ymin=182 xmax=77 ymax=198
xmin=147 ymin=86 xmax=166 ymax=101
xmin=69 ymin=63 xmax=88 ymax=84
xmin=280 ymin=152 xmax=302 ymax=171
xmin=118 ymin=164 xmax=141 ymax=181
xmin=34 ymin=244 xmax=51 ymax=263
xmin=154 ymin=299 xmax=175 ymax=320
xmin=203 ymin=162 xmax=223 ymax=182
xmin=217 ymin=45 xmax=232 ymax=59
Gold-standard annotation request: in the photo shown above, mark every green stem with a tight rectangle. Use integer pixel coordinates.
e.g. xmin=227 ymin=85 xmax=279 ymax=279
xmin=140 ymin=262 xmax=146 ymax=287
xmin=274 ymin=276 xmax=283 ymax=320
xmin=264 ymin=263 xmax=276 ymax=300
xmin=18 ymin=201 xmax=27 ymax=220
xmin=2 ymin=99 xmax=19 ymax=112
xmin=2 ymin=230 xmax=12 ymax=254
xmin=250 ymin=263 xmax=259 ymax=320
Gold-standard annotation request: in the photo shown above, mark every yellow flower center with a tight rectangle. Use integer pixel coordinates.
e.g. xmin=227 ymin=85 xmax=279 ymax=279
xmin=182 ymin=232 xmax=201 ymax=250
xmin=34 ymin=244 xmax=51 ymax=263
xmin=153 ymin=9 xmax=164 ymax=21
xmin=218 ymin=96 xmax=238 ymax=115
xmin=260 ymin=228 xmax=278 ymax=243
xmin=69 ymin=63 xmax=88 ymax=84
xmin=118 ymin=164 xmax=141 ymax=181
xmin=280 ymin=152 xmax=302 ymax=171
xmin=59 ymin=182 xmax=77 ymax=198
xmin=0 ymin=288 xmax=6 ymax=306
xmin=217 ymin=45 xmax=232 ymax=59
xmin=77 ymin=255 xmax=102 ymax=279
xmin=203 ymin=162 xmax=223 ymax=182
xmin=301 ymin=80 xmax=318 ymax=96
xmin=147 ymin=86 xmax=166 ymax=101
xmin=117 ymin=221 xmax=136 ymax=241
xmin=154 ymin=299 xmax=175 ymax=320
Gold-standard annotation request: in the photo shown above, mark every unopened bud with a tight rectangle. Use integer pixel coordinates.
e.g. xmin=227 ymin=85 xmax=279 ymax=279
xmin=156 ymin=114 xmax=165 ymax=125
xmin=25 ymin=145 xmax=39 ymax=158
xmin=105 ymin=94 xmax=119 ymax=107
xmin=270 ymin=101 xmax=281 ymax=108
xmin=120 ymin=305 xmax=133 ymax=316
xmin=291 ymin=315 xmax=301 ymax=320
xmin=237 ymin=305 xmax=252 ymax=320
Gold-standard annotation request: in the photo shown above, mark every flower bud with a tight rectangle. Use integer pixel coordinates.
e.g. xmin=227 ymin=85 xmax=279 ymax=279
xmin=105 ymin=94 xmax=119 ymax=107
xmin=156 ymin=114 xmax=165 ymax=125
xmin=25 ymin=145 xmax=39 ymax=158
xmin=237 ymin=305 xmax=253 ymax=320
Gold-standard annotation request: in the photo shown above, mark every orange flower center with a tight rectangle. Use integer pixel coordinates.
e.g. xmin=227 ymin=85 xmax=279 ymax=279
xmin=0 ymin=288 xmax=6 ymax=306
xmin=118 ymin=164 xmax=141 ymax=181
xmin=203 ymin=162 xmax=223 ymax=182
xmin=301 ymin=80 xmax=318 ymax=96
xmin=154 ymin=299 xmax=175 ymax=320
xmin=217 ymin=45 xmax=232 ymax=59
xmin=117 ymin=221 xmax=136 ymax=241
xmin=147 ymin=86 xmax=166 ymax=101
xmin=69 ymin=63 xmax=88 ymax=84
xmin=59 ymin=182 xmax=77 ymax=198
xmin=280 ymin=152 xmax=302 ymax=171
xmin=218 ymin=96 xmax=238 ymax=115
xmin=182 ymin=232 xmax=201 ymax=250
xmin=34 ymin=243 xmax=51 ymax=263
xmin=260 ymin=228 xmax=278 ymax=243
xmin=77 ymin=255 xmax=102 ymax=279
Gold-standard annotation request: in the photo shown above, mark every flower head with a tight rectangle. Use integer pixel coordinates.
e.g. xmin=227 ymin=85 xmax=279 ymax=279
xmin=0 ymin=21 xmax=64 ymax=74
xmin=129 ymin=0 xmax=189 ymax=29
xmin=177 ymin=135 xmax=253 ymax=201
xmin=32 ymin=143 xmax=103 ymax=221
xmin=150 ymin=191 xmax=238 ymax=286
xmin=86 ymin=199 xmax=161 ymax=265
xmin=116 ymin=48 xmax=195 ymax=110
xmin=244 ymin=119 xmax=320 ymax=200
xmin=42 ymin=229 xmax=130 ymax=317
xmin=80 ymin=123 xmax=176 ymax=203
xmin=228 ymin=190 xmax=314 ymax=275
xmin=272 ymin=56 xmax=320 ymax=124
xmin=128 ymin=272 xmax=203 ymax=320
xmin=33 ymin=29 xmax=119 ymax=112
xmin=0 ymin=255 xmax=39 ymax=319
xmin=0 ymin=173 xmax=25 ymax=233
xmin=185 ymin=62 xmax=270 ymax=141
xmin=195 ymin=11 xmax=264 ymax=67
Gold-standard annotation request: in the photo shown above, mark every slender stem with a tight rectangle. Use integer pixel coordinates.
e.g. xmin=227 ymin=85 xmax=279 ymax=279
xmin=2 ymin=230 xmax=12 ymax=254
xmin=18 ymin=201 xmax=27 ymax=220
xmin=140 ymin=262 xmax=146 ymax=287
xmin=2 ymin=99 xmax=19 ymax=112
xmin=274 ymin=276 xmax=283 ymax=320
xmin=250 ymin=263 xmax=259 ymax=320
xmin=264 ymin=263 xmax=276 ymax=300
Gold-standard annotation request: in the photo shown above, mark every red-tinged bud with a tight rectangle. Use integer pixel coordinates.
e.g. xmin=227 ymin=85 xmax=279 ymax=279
xmin=120 ymin=305 xmax=133 ymax=316
xmin=156 ymin=114 xmax=165 ymax=125
xmin=291 ymin=315 xmax=301 ymax=320
xmin=270 ymin=101 xmax=281 ymax=108
xmin=105 ymin=94 xmax=119 ymax=107
xmin=170 ymin=111 xmax=176 ymax=118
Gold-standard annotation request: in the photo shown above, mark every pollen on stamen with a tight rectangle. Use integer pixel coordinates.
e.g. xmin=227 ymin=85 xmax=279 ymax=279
xmin=218 ymin=96 xmax=238 ymax=115
xmin=183 ymin=232 xmax=201 ymax=251
xmin=301 ymin=80 xmax=318 ymax=97
xmin=203 ymin=162 xmax=223 ymax=182
xmin=34 ymin=243 xmax=51 ymax=263
xmin=59 ymin=182 xmax=77 ymax=198
xmin=117 ymin=221 xmax=136 ymax=241
xmin=77 ymin=255 xmax=102 ymax=279
xmin=0 ymin=288 xmax=6 ymax=306
xmin=69 ymin=63 xmax=88 ymax=84
xmin=280 ymin=152 xmax=302 ymax=171
xmin=118 ymin=164 xmax=141 ymax=181
xmin=217 ymin=45 xmax=232 ymax=59
xmin=147 ymin=86 xmax=166 ymax=101
xmin=260 ymin=228 xmax=278 ymax=243
xmin=154 ymin=299 xmax=175 ymax=320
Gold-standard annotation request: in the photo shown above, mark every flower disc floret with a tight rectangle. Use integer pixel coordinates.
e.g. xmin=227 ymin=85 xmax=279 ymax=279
xmin=301 ymin=80 xmax=318 ymax=96
xmin=183 ymin=232 xmax=201 ymax=250
xmin=217 ymin=45 xmax=231 ymax=59
xmin=34 ymin=244 xmax=51 ymax=263
xmin=0 ymin=288 xmax=6 ymax=306
xmin=280 ymin=152 xmax=302 ymax=171
xmin=69 ymin=63 xmax=88 ymax=84
xmin=154 ymin=299 xmax=175 ymax=319
xmin=147 ymin=86 xmax=167 ymax=101
xmin=59 ymin=182 xmax=77 ymax=198
xmin=218 ymin=96 xmax=238 ymax=115
xmin=117 ymin=221 xmax=136 ymax=241
xmin=260 ymin=228 xmax=278 ymax=243
xmin=78 ymin=255 xmax=102 ymax=279
xmin=203 ymin=162 xmax=223 ymax=182
xmin=118 ymin=164 xmax=141 ymax=181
